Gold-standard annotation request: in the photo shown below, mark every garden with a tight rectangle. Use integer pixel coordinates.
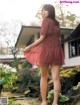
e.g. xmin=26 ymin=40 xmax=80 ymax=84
xmin=0 ymin=60 xmax=80 ymax=105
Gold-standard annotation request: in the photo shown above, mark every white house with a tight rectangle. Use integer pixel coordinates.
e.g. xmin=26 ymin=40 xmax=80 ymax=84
xmin=64 ymin=23 xmax=80 ymax=66
xmin=15 ymin=23 xmax=80 ymax=67
xmin=0 ymin=54 xmax=24 ymax=63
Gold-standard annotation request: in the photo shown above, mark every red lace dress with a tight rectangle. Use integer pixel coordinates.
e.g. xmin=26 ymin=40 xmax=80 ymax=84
xmin=24 ymin=18 xmax=64 ymax=66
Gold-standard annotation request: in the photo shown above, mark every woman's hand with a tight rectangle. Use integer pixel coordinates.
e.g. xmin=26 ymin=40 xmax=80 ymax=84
xmin=24 ymin=45 xmax=32 ymax=53
xmin=24 ymin=35 xmax=46 ymax=53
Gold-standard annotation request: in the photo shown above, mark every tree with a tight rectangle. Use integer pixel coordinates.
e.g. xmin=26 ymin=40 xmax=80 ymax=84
xmin=10 ymin=47 xmax=19 ymax=60
xmin=55 ymin=2 xmax=77 ymax=27
xmin=36 ymin=3 xmax=77 ymax=27
xmin=0 ymin=20 xmax=22 ymax=54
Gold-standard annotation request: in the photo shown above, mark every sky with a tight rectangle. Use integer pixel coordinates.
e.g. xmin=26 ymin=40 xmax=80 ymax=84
xmin=0 ymin=0 xmax=80 ymax=23
xmin=0 ymin=0 xmax=56 ymax=24
xmin=0 ymin=0 xmax=80 ymax=47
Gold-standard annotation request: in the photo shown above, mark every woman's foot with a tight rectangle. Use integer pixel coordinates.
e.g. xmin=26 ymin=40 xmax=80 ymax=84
xmin=52 ymin=102 xmax=58 ymax=105
xmin=41 ymin=101 xmax=47 ymax=105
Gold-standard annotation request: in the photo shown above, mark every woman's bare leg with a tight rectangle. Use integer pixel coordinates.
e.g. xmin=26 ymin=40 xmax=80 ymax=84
xmin=51 ymin=65 xmax=61 ymax=105
xmin=40 ymin=63 xmax=49 ymax=105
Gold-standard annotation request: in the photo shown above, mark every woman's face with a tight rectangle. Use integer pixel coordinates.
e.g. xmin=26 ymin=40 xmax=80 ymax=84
xmin=41 ymin=9 xmax=49 ymax=18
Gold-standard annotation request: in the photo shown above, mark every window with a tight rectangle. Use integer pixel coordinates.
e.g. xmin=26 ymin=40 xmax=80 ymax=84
xmin=78 ymin=39 xmax=80 ymax=54
xmin=61 ymin=34 xmax=64 ymax=52
xmin=69 ymin=38 xmax=80 ymax=58
xmin=27 ymin=35 xmax=34 ymax=46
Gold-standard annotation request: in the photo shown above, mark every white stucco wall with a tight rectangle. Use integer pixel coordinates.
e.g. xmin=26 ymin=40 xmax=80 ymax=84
xmin=63 ymin=42 xmax=80 ymax=67
xmin=64 ymin=42 xmax=69 ymax=59
xmin=64 ymin=56 xmax=80 ymax=66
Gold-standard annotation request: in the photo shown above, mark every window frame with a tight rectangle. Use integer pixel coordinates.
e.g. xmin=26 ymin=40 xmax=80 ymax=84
xmin=68 ymin=37 xmax=80 ymax=58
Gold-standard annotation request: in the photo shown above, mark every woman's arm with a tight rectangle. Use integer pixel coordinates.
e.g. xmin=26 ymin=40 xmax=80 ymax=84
xmin=24 ymin=34 xmax=46 ymax=52
xmin=24 ymin=18 xmax=49 ymax=52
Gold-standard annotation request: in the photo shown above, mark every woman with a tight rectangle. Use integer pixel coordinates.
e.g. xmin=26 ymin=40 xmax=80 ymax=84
xmin=24 ymin=4 xmax=64 ymax=105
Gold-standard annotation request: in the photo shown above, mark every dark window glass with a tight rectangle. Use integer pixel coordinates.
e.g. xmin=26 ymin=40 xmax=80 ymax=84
xmin=77 ymin=39 xmax=80 ymax=55
xmin=69 ymin=38 xmax=80 ymax=58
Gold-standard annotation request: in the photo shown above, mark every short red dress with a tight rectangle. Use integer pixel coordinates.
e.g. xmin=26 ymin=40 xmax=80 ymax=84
xmin=24 ymin=18 xmax=64 ymax=66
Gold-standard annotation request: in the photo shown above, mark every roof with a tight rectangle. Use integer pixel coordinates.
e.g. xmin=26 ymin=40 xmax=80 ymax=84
xmin=0 ymin=54 xmax=24 ymax=59
xmin=15 ymin=25 xmax=73 ymax=48
xmin=65 ymin=23 xmax=80 ymax=42
xmin=0 ymin=54 xmax=24 ymax=63
xmin=15 ymin=26 xmax=40 ymax=48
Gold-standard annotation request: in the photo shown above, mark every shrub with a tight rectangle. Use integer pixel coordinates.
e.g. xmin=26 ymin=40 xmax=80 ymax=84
xmin=13 ymin=68 xmax=40 ymax=97
xmin=69 ymin=82 xmax=80 ymax=96
xmin=11 ymin=58 xmax=19 ymax=69
xmin=0 ymin=63 xmax=18 ymax=92
xmin=60 ymin=68 xmax=80 ymax=94
xmin=47 ymin=90 xmax=69 ymax=105
xmin=22 ymin=61 xmax=32 ymax=69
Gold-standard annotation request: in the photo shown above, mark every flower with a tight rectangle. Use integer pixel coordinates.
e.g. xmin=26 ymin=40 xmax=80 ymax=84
xmin=11 ymin=68 xmax=16 ymax=72
xmin=0 ymin=63 xmax=17 ymax=72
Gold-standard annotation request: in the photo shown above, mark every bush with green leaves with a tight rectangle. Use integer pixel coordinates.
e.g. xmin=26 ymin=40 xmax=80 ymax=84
xmin=13 ymin=68 xmax=40 ymax=97
xmin=11 ymin=58 xmax=19 ymax=69
xmin=69 ymin=82 xmax=80 ymax=96
xmin=60 ymin=68 xmax=80 ymax=95
xmin=3 ymin=74 xmax=18 ymax=91
xmin=22 ymin=61 xmax=32 ymax=69
xmin=47 ymin=90 xmax=69 ymax=105
xmin=0 ymin=63 xmax=18 ymax=91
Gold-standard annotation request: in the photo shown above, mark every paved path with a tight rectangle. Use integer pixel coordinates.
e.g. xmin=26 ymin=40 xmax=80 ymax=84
xmin=1 ymin=92 xmax=41 ymax=105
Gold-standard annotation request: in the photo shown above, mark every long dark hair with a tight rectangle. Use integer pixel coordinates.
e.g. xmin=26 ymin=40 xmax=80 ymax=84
xmin=42 ymin=4 xmax=59 ymax=26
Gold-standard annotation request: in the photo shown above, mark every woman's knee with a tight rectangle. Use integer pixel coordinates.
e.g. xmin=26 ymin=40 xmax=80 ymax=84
xmin=52 ymin=74 xmax=60 ymax=81
xmin=51 ymin=65 xmax=60 ymax=81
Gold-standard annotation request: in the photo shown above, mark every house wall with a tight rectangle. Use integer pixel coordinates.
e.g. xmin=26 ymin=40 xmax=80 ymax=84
xmin=64 ymin=56 xmax=80 ymax=66
xmin=34 ymin=33 xmax=39 ymax=41
xmin=64 ymin=42 xmax=80 ymax=66
xmin=34 ymin=34 xmax=80 ymax=67
xmin=64 ymin=42 xmax=69 ymax=59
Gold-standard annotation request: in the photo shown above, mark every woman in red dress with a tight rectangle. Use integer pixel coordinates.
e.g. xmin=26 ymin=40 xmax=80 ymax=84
xmin=24 ymin=4 xmax=64 ymax=105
